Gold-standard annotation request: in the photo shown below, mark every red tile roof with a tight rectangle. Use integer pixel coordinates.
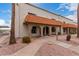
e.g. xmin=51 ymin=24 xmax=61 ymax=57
xmin=25 ymin=14 xmax=62 ymax=26
xmin=24 ymin=14 xmax=77 ymax=28
xmin=62 ymin=23 xmax=77 ymax=28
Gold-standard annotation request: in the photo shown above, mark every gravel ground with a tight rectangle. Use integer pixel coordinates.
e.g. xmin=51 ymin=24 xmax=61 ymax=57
xmin=57 ymin=35 xmax=79 ymax=46
xmin=0 ymin=34 xmax=78 ymax=56
xmin=35 ymin=43 xmax=79 ymax=56
xmin=0 ymin=38 xmax=27 ymax=56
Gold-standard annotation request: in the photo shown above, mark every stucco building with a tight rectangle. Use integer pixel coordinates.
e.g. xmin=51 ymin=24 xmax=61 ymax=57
xmin=14 ymin=3 xmax=77 ymax=38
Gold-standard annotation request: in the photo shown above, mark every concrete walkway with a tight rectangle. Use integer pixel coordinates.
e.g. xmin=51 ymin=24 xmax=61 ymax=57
xmin=12 ymin=35 xmax=79 ymax=56
xmin=0 ymin=35 xmax=9 ymax=46
xmin=13 ymin=39 xmax=46 ymax=56
xmin=45 ymin=36 xmax=79 ymax=55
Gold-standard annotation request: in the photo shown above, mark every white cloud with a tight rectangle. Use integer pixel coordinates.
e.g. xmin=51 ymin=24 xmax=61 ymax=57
xmin=0 ymin=19 xmax=11 ymax=27
xmin=56 ymin=3 xmax=78 ymax=23
xmin=65 ymin=12 xmax=77 ymax=22
xmin=0 ymin=19 xmax=6 ymax=25
xmin=7 ymin=20 xmax=11 ymax=27
xmin=56 ymin=3 xmax=78 ymax=11
xmin=0 ymin=9 xmax=11 ymax=14
xmin=69 ymin=4 xmax=78 ymax=11
xmin=0 ymin=9 xmax=11 ymax=27
xmin=56 ymin=4 xmax=66 ymax=11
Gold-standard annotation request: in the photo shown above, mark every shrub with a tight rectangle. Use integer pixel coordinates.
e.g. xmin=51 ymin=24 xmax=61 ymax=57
xmin=66 ymin=34 xmax=71 ymax=41
xmin=22 ymin=36 xmax=31 ymax=44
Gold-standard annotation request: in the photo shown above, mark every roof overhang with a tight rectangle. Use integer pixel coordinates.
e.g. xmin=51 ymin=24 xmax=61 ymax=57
xmin=24 ymin=14 xmax=62 ymax=26
xmin=62 ymin=23 xmax=77 ymax=28
xmin=24 ymin=14 xmax=77 ymax=28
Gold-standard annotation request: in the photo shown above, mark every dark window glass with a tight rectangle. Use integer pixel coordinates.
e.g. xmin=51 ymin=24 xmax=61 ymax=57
xmin=31 ymin=26 xmax=37 ymax=33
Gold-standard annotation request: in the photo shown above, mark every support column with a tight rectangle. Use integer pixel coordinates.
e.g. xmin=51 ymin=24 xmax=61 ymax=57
xmin=56 ymin=27 xmax=59 ymax=40
xmin=44 ymin=27 xmax=46 ymax=36
xmin=56 ymin=27 xmax=59 ymax=34
xmin=40 ymin=26 xmax=43 ymax=37
xmin=60 ymin=26 xmax=63 ymax=35
xmin=49 ymin=26 xmax=52 ymax=35
xmin=67 ymin=28 xmax=70 ymax=34
xmin=76 ymin=28 xmax=77 ymax=34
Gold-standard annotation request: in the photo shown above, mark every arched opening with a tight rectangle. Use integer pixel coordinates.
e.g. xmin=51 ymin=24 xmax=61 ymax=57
xmin=31 ymin=26 xmax=37 ymax=34
xmin=31 ymin=26 xmax=41 ymax=37
xmin=63 ymin=28 xmax=68 ymax=34
xmin=51 ymin=27 xmax=56 ymax=35
xmin=43 ymin=26 xmax=49 ymax=36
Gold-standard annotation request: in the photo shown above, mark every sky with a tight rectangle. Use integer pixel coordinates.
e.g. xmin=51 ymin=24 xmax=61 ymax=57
xmin=0 ymin=3 xmax=12 ymax=27
xmin=33 ymin=3 xmax=78 ymax=22
xmin=0 ymin=3 xmax=77 ymax=27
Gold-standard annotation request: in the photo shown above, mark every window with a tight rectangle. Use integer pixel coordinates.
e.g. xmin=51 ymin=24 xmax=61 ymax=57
xmin=31 ymin=26 xmax=37 ymax=34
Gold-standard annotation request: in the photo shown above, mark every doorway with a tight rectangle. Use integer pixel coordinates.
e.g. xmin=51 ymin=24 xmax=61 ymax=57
xmin=43 ymin=26 xmax=49 ymax=36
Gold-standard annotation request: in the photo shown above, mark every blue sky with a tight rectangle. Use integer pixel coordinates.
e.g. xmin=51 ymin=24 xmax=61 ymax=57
xmin=0 ymin=3 xmax=77 ymax=27
xmin=33 ymin=3 xmax=77 ymax=22
xmin=33 ymin=3 xmax=75 ymax=16
xmin=0 ymin=3 xmax=12 ymax=27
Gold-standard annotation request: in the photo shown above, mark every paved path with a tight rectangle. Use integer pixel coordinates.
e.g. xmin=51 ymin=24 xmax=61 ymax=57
xmin=44 ymin=36 xmax=79 ymax=55
xmin=0 ymin=35 xmax=9 ymax=46
xmin=13 ymin=39 xmax=46 ymax=56
xmin=12 ymin=35 xmax=79 ymax=56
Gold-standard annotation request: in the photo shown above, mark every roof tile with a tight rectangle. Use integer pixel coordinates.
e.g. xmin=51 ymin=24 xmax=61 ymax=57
xmin=25 ymin=14 xmax=62 ymax=26
xmin=24 ymin=14 xmax=77 ymax=28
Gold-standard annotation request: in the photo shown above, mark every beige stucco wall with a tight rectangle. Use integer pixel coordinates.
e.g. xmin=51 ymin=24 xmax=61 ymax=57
xmin=58 ymin=16 xmax=76 ymax=24
xmin=15 ymin=4 xmax=29 ymax=38
xmin=15 ymin=3 xmax=76 ymax=38
xmin=15 ymin=5 xmax=20 ymax=38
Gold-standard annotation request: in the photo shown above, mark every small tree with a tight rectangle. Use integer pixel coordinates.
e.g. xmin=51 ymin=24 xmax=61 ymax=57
xmin=9 ymin=3 xmax=16 ymax=44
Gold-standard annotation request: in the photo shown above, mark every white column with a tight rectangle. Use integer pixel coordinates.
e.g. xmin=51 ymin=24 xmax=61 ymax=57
xmin=67 ymin=28 xmax=70 ymax=34
xmin=76 ymin=28 xmax=77 ymax=33
xmin=56 ymin=27 xmax=59 ymax=40
xmin=44 ymin=27 xmax=46 ymax=36
xmin=40 ymin=26 xmax=43 ymax=37
xmin=49 ymin=26 xmax=52 ymax=35
xmin=60 ymin=26 xmax=63 ymax=35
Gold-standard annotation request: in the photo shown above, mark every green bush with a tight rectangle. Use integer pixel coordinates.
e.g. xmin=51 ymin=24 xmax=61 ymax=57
xmin=22 ymin=36 xmax=31 ymax=44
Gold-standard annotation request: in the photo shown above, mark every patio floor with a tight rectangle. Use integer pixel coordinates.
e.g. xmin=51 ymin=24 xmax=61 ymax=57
xmin=35 ymin=43 xmax=79 ymax=56
xmin=12 ymin=34 xmax=79 ymax=56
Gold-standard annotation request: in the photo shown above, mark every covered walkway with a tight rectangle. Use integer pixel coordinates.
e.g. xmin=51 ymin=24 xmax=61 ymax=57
xmin=23 ymin=14 xmax=77 ymax=37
